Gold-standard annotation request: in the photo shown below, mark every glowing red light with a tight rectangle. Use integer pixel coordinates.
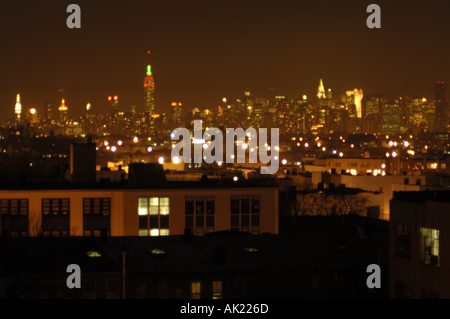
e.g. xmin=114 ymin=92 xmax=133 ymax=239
xmin=108 ymin=96 xmax=112 ymax=101
xmin=114 ymin=96 xmax=118 ymax=101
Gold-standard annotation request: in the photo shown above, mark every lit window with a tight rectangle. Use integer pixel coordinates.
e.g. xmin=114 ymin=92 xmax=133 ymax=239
xmin=213 ymin=281 xmax=223 ymax=299
xmin=191 ymin=281 xmax=201 ymax=299
xmin=420 ymin=228 xmax=439 ymax=266
xmin=138 ymin=197 xmax=170 ymax=236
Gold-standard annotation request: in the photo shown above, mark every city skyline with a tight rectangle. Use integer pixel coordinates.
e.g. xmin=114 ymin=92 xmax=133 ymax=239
xmin=1 ymin=0 xmax=450 ymax=121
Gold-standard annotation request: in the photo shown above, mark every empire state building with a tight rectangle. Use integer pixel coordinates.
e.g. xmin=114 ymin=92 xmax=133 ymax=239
xmin=144 ymin=51 xmax=155 ymax=114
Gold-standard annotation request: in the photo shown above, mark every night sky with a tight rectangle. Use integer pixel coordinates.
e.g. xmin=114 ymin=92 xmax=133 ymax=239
xmin=1 ymin=0 xmax=449 ymax=121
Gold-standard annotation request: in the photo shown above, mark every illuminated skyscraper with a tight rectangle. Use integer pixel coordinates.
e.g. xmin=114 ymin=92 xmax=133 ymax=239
xmin=171 ymin=102 xmax=182 ymax=126
xmin=144 ymin=51 xmax=155 ymax=114
xmin=15 ymin=94 xmax=22 ymax=125
xmin=317 ymin=79 xmax=326 ymax=99
xmin=58 ymin=99 xmax=68 ymax=127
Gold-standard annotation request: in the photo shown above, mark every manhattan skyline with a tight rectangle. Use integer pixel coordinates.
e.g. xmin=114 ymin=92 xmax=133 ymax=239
xmin=1 ymin=0 xmax=449 ymax=121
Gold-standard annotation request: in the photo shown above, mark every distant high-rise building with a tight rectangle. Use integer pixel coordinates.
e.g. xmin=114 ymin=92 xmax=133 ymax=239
xmin=15 ymin=94 xmax=22 ymax=125
xmin=144 ymin=51 xmax=155 ymax=114
xmin=382 ymin=101 xmax=400 ymax=134
xmin=108 ymin=95 xmax=119 ymax=113
xmin=46 ymin=102 xmax=52 ymax=120
xmin=435 ymin=81 xmax=448 ymax=131
xmin=317 ymin=79 xmax=326 ymax=99
xmin=171 ymin=102 xmax=182 ymax=127
xmin=58 ymin=99 xmax=68 ymax=124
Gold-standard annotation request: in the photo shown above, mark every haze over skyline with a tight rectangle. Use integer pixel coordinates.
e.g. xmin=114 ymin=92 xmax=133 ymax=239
xmin=1 ymin=0 xmax=449 ymax=121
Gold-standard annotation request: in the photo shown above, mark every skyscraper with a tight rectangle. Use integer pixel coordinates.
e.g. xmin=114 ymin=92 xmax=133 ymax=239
xmin=435 ymin=81 xmax=448 ymax=131
xmin=15 ymin=94 xmax=22 ymax=126
xmin=58 ymin=99 xmax=68 ymax=125
xmin=317 ymin=79 xmax=326 ymax=99
xmin=144 ymin=51 xmax=155 ymax=114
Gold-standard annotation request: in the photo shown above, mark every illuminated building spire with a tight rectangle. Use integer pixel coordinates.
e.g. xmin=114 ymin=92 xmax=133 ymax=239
xmin=318 ymin=79 xmax=326 ymax=99
xmin=15 ymin=94 xmax=22 ymax=116
xmin=144 ymin=50 xmax=155 ymax=114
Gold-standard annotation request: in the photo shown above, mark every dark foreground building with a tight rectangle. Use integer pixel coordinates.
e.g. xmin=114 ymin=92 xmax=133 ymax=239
xmin=1 ymin=215 xmax=388 ymax=299
xmin=390 ymin=191 xmax=450 ymax=299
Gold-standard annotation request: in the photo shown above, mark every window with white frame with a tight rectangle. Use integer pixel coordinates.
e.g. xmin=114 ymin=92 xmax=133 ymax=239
xmin=138 ymin=197 xmax=169 ymax=236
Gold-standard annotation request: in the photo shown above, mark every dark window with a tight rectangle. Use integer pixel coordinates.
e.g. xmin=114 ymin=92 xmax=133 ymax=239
xmin=185 ymin=197 xmax=215 ymax=234
xmin=230 ymin=196 xmax=260 ymax=234
xmin=42 ymin=199 xmax=70 ymax=236
xmin=395 ymin=282 xmax=411 ymax=299
xmin=0 ymin=199 xmax=28 ymax=237
xmin=395 ymin=224 xmax=411 ymax=259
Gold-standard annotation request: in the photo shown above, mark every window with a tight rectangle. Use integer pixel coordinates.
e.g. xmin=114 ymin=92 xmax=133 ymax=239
xmin=138 ymin=197 xmax=169 ymax=236
xmin=106 ymin=279 xmax=119 ymax=299
xmin=395 ymin=224 xmax=411 ymax=259
xmin=83 ymin=198 xmax=110 ymax=215
xmin=420 ymin=228 xmax=439 ymax=266
xmin=213 ymin=281 xmax=223 ymax=299
xmin=191 ymin=281 xmax=201 ymax=299
xmin=231 ymin=196 xmax=260 ymax=234
xmin=42 ymin=199 xmax=70 ymax=236
xmin=83 ymin=198 xmax=111 ymax=236
xmin=42 ymin=198 xmax=69 ymax=216
xmin=136 ymin=284 xmax=146 ymax=299
xmin=0 ymin=199 xmax=28 ymax=237
xmin=395 ymin=282 xmax=411 ymax=299
xmin=83 ymin=280 xmax=96 ymax=299
xmin=185 ymin=197 xmax=215 ymax=235
xmin=158 ymin=283 xmax=168 ymax=299
xmin=421 ymin=288 xmax=439 ymax=299
xmin=1 ymin=199 xmax=28 ymax=215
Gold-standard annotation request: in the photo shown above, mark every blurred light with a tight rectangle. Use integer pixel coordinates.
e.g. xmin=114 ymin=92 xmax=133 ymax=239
xmin=332 ymin=150 xmax=337 ymax=155
xmin=242 ymin=143 xmax=248 ymax=150
xmin=218 ymin=161 xmax=223 ymax=166
xmin=382 ymin=164 xmax=386 ymax=169
xmin=392 ymin=151 xmax=397 ymax=158
xmin=104 ymin=141 xmax=109 ymax=146
xmin=404 ymin=141 xmax=409 ymax=147
xmin=158 ymin=157 xmax=165 ymax=164
xmin=111 ymin=146 xmax=116 ymax=152
xmin=106 ymin=146 xmax=110 ymax=151
xmin=133 ymin=137 xmax=139 ymax=143
xmin=267 ymin=146 xmax=271 ymax=151
xmin=172 ymin=156 xmax=180 ymax=164
xmin=386 ymin=153 xmax=390 ymax=157
xmin=203 ymin=144 xmax=209 ymax=150
xmin=108 ymin=96 xmax=112 ymax=101
xmin=389 ymin=141 xmax=394 ymax=147
xmin=339 ymin=152 xmax=344 ymax=157
xmin=274 ymin=146 xmax=280 ymax=151
xmin=233 ymin=176 xmax=238 ymax=182
xmin=30 ymin=108 xmax=36 ymax=115
xmin=322 ymin=147 xmax=326 ymax=151
xmin=304 ymin=143 xmax=309 ymax=148
xmin=118 ymin=140 xmax=123 ymax=146
xmin=114 ymin=96 xmax=118 ymax=101
xmin=147 ymin=147 xmax=153 ymax=152
xmin=282 ymin=159 xmax=287 ymax=165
